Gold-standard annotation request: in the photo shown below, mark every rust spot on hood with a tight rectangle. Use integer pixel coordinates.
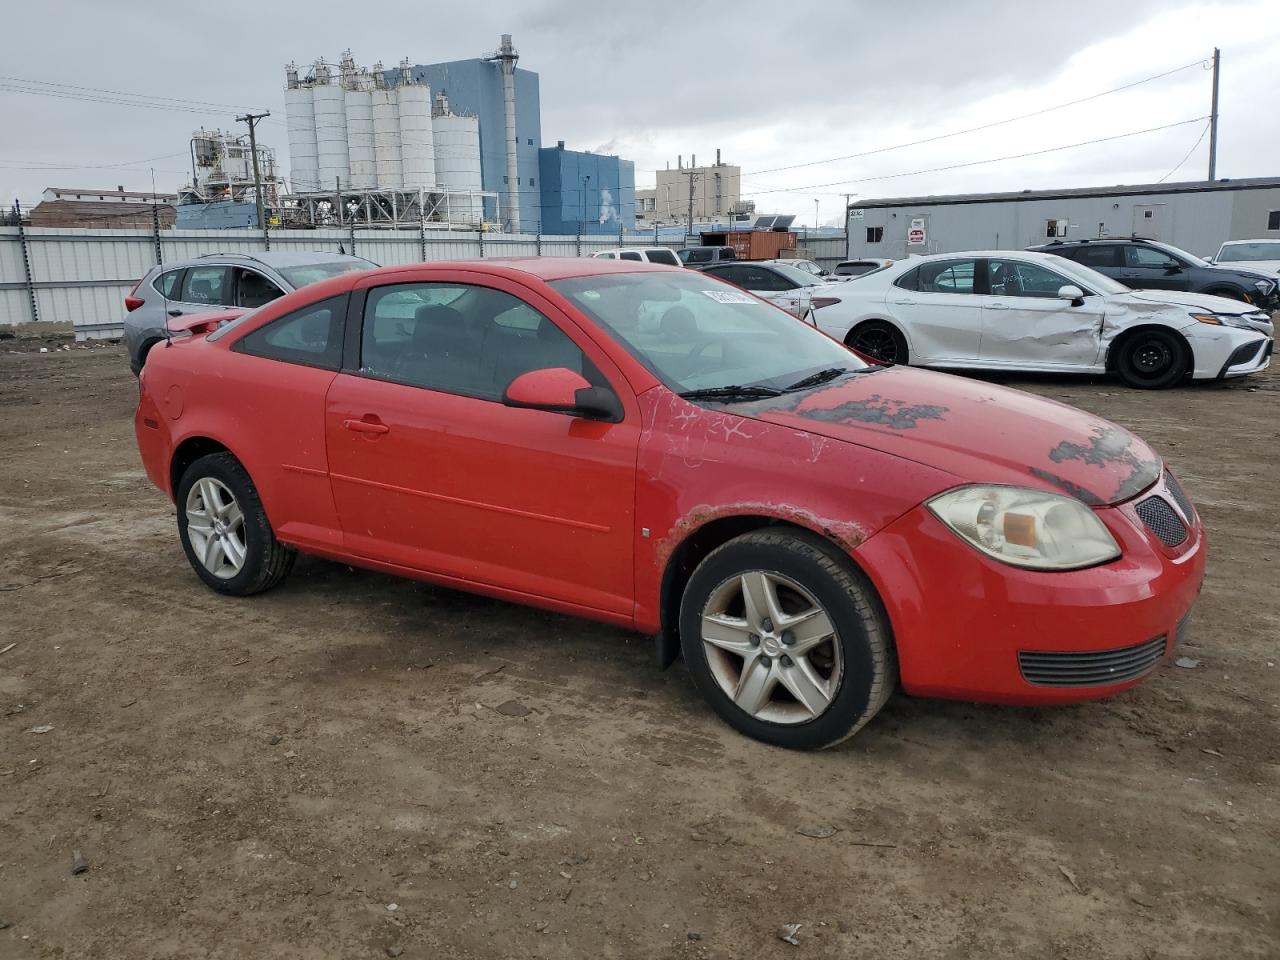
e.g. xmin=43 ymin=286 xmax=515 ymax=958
xmin=1040 ymin=425 xmax=1161 ymax=504
xmin=797 ymin=394 xmax=949 ymax=430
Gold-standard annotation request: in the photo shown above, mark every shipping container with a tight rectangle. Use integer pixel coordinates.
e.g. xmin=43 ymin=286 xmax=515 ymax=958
xmin=699 ymin=230 xmax=798 ymax=261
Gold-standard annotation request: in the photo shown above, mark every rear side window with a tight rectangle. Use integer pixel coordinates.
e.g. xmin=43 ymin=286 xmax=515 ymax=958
xmin=234 ymin=295 xmax=346 ymax=370
xmin=181 ymin=265 xmax=231 ymax=306
xmin=716 ymin=247 xmax=736 ymax=261
xmin=152 ymin=269 xmax=183 ymax=298
xmin=683 ymin=248 xmax=712 ymax=264
xmin=917 ymin=259 xmax=976 ymax=294
xmin=894 ymin=267 xmax=919 ymax=291
xmin=644 ymin=249 xmax=681 ymax=267
xmin=619 ymin=251 xmax=643 ymax=262
xmin=1067 ymin=245 xmax=1123 ymax=268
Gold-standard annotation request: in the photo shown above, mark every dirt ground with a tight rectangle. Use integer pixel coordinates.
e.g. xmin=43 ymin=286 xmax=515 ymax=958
xmin=1 ymin=334 xmax=1277 ymax=960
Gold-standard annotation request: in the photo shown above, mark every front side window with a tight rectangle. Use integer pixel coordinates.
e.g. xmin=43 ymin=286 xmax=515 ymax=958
xmin=235 ymin=268 xmax=285 ymax=308
xmin=987 ymin=259 xmax=1072 ymax=299
xmin=234 ymin=295 xmax=346 ymax=370
xmin=181 ymin=265 xmax=230 ymax=305
xmin=1127 ymin=245 xmax=1182 ymax=269
xmin=360 ymin=283 xmax=597 ymax=401
xmin=644 ymin=249 xmax=681 ymax=267
xmin=552 ymin=271 xmax=869 ymax=395
xmin=682 ymin=248 xmax=712 ymax=264
xmin=916 ymin=259 xmax=976 ymax=294
xmin=734 ymin=266 xmax=795 ymax=292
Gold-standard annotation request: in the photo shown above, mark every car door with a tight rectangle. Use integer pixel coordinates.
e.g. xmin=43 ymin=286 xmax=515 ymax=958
xmin=979 ymin=258 xmax=1105 ymax=368
xmin=169 ymin=264 xmax=233 ymax=320
xmin=323 ymin=273 xmax=640 ymax=618
xmin=1120 ymin=244 xmax=1187 ymax=290
xmin=888 ymin=258 xmax=982 ymax=360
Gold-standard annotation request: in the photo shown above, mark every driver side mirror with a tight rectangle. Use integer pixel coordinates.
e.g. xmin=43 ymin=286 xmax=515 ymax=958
xmin=503 ymin=367 xmax=622 ymax=422
xmin=1057 ymin=285 xmax=1086 ymax=307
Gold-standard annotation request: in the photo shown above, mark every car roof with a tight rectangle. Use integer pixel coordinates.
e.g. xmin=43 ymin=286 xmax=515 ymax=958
xmin=1219 ymin=238 xmax=1279 ymax=246
xmin=183 ymin=251 xmax=369 ymax=268
xmin=361 ymin=256 xmax=682 ymax=282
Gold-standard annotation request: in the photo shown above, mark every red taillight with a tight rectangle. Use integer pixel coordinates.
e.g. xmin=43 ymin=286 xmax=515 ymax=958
xmin=124 ymin=279 xmax=144 ymax=312
xmin=811 ymin=297 xmax=842 ymax=309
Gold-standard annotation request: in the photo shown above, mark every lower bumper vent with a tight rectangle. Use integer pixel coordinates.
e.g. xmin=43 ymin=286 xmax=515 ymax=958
xmin=1018 ymin=636 xmax=1167 ymax=687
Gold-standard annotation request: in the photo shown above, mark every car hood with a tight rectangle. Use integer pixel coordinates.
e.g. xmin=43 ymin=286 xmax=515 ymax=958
xmin=735 ymin=366 xmax=1161 ymax=506
xmin=1123 ymin=288 xmax=1265 ymax=316
xmin=1217 ymin=259 xmax=1280 ymax=276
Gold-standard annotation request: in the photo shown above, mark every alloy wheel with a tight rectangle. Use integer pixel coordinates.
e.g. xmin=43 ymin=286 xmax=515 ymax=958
xmin=699 ymin=571 xmax=843 ymax=724
xmin=185 ymin=477 xmax=247 ymax=580
xmin=852 ymin=328 xmax=899 ymax=363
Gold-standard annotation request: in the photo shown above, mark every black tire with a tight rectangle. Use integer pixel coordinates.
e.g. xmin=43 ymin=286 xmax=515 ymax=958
xmin=1203 ymin=286 xmax=1249 ymax=303
xmin=678 ymin=529 xmax=896 ymax=750
xmin=846 ymin=320 xmax=909 ymax=365
xmin=176 ymin=452 xmax=295 ymax=596
xmin=1114 ymin=328 xmax=1190 ymax=390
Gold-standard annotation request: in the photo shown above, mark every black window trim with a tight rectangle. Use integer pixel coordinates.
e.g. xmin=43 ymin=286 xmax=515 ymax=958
xmin=230 ymin=292 xmax=349 ymax=372
xmin=895 ymin=257 xmax=978 ymax=295
xmin=344 ymin=278 xmax=624 ymax=416
xmin=152 ymin=266 xmax=187 ymax=299
xmin=231 ymin=265 xmax=286 ymax=309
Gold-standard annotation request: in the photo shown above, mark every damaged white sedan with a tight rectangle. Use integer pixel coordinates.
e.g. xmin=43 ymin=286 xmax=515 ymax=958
xmin=819 ymin=250 xmax=1273 ymax=389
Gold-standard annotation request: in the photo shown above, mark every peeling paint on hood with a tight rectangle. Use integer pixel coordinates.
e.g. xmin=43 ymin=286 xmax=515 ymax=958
xmin=733 ymin=366 xmax=1162 ymax=507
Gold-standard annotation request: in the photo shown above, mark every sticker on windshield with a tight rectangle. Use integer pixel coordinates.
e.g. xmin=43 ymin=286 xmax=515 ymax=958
xmin=701 ymin=290 xmax=756 ymax=304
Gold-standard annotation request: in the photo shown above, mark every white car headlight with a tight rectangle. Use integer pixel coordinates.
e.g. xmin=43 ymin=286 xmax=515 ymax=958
xmin=927 ymin=485 xmax=1121 ymax=571
xmin=1191 ymin=312 xmax=1260 ymax=330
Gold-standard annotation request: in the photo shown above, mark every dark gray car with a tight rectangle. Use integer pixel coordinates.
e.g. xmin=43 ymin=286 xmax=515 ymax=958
xmin=123 ymin=251 xmax=373 ymax=373
xmin=1029 ymin=238 xmax=1280 ymax=310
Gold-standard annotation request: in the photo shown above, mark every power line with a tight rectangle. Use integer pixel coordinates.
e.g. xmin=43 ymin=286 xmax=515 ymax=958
xmin=745 ymin=117 xmax=1209 ymax=195
xmin=741 ymin=57 xmax=1211 ymax=179
xmin=1158 ymin=120 xmax=1212 ymax=183
xmin=0 ymin=75 xmax=272 ymax=112
xmin=0 ymin=77 xmax=282 ymax=123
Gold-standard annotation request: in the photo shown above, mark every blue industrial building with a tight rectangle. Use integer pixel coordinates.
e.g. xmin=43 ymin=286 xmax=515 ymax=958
xmin=538 ymin=144 xmax=635 ymax=235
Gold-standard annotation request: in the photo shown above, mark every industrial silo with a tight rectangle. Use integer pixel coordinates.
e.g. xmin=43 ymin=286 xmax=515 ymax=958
xmin=311 ymin=63 xmax=351 ymax=191
xmin=433 ymin=95 xmax=482 ymax=224
xmin=397 ymin=69 xmax=435 ymax=191
xmin=371 ymin=66 xmax=403 ymax=190
xmin=284 ymin=64 xmax=318 ymax=193
xmin=344 ymin=81 xmax=376 ymax=190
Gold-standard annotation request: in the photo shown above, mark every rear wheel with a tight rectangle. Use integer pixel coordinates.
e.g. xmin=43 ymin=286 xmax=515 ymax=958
xmin=176 ymin=452 xmax=295 ymax=595
xmin=679 ymin=530 xmax=896 ymax=750
xmin=1114 ymin=329 xmax=1189 ymax=390
xmin=847 ymin=320 xmax=908 ymax=365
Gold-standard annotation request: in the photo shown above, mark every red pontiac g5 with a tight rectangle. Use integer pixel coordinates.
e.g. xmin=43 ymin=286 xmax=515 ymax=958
xmin=135 ymin=258 xmax=1205 ymax=750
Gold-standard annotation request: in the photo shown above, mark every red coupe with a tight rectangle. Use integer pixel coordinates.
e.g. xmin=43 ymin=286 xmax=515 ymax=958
xmin=135 ymin=258 xmax=1205 ymax=749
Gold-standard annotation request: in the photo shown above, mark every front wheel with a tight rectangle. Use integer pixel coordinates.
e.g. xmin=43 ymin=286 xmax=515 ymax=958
xmin=679 ymin=530 xmax=896 ymax=750
xmin=847 ymin=320 xmax=908 ymax=365
xmin=1114 ymin=329 xmax=1189 ymax=389
xmin=176 ymin=452 xmax=295 ymax=595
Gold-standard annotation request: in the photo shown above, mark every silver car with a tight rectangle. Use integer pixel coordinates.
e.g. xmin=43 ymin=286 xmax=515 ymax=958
xmin=124 ymin=251 xmax=373 ymax=373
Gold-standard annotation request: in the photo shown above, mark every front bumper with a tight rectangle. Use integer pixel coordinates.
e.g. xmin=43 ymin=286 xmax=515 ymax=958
xmin=1218 ymin=336 xmax=1273 ymax=378
xmin=854 ymin=473 xmax=1205 ymax=705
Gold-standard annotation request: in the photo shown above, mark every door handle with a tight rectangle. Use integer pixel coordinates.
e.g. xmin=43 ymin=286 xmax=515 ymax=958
xmin=343 ymin=418 xmax=389 ymax=436
xmin=167 ymin=309 xmax=184 ymax=317
xmin=987 ymin=302 xmax=1010 ymax=310
xmin=892 ymin=299 xmax=916 ymax=305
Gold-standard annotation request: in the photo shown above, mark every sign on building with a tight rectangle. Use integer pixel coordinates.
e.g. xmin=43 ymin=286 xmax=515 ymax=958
xmin=908 ymin=217 xmax=926 ymax=246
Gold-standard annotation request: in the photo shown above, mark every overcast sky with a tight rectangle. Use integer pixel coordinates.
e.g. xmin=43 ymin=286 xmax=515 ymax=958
xmin=3 ymin=0 xmax=1278 ymax=226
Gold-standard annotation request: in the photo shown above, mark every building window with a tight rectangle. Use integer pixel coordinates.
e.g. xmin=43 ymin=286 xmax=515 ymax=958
xmin=530 ymin=178 xmax=535 ymax=187
xmin=1269 ymin=210 xmax=1280 ymax=231
xmin=866 ymin=226 xmax=884 ymax=243
xmin=527 ymin=138 xmax=533 ymax=146
xmin=1046 ymin=218 xmax=1068 ymax=237
xmin=503 ymin=176 xmax=508 ymax=184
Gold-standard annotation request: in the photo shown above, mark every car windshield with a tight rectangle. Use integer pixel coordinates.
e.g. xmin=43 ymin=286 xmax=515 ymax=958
xmin=551 ymin=271 xmax=869 ymax=395
xmin=277 ymin=258 xmax=376 ymax=287
xmin=1043 ymin=257 xmax=1130 ymax=296
xmin=1150 ymin=241 xmax=1209 ymax=268
xmin=1217 ymin=241 xmax=1280 ymax=263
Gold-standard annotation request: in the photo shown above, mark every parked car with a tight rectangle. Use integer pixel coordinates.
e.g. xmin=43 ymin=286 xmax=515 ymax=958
xmin=1029 ymin=237 xmax=1280 ymax=309
xmin=677 ymin=245 xmax=737 ymax=269
xmin=813 ymin=250 xmax=1272 ymax=389
xmin=124 ymin=251 xmax=375 ymax=374
xmin=1210 ymin=239 xmax=1280 ymax=277
xmin=701 ymin=260 xmax=838 ymax=320
xmin=136 ymin=257 xmax=1204 ymax=749
xmin=776 ymin=258 xmax=830 ymax=278
xmin=832 ymin=258 xmax=895 ymax=278
xmin=589 ymin=247 xmax=683 ymax=267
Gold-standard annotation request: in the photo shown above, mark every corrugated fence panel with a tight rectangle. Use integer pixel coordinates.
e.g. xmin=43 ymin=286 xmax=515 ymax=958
xmin=37 ymin=283 xmax=136 ymax=334
xmin=1 ymin=288 xmax=30 ymax=326
xmin=1 ymin=228 xmax=29 ymax=286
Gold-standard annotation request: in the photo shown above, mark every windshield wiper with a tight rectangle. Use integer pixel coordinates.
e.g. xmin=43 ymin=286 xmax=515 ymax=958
xmin=678 ymin=384 xmax=783 ymax=402
xmin=783 ymin=367 xmax=850 ymax=391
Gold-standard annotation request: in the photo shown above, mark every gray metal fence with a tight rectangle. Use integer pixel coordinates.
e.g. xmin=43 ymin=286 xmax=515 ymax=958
xmin=0 ymin=226 xmax=692 ymax=337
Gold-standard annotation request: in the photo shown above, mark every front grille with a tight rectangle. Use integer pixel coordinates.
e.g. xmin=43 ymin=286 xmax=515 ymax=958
xmin=1163 ymin=470 xmax=1196 ymax=522
xmin=1019 ymin=636 xmax=1168 ymax=687
xmin=1136 ymin=496 xmax=1188 ymax=547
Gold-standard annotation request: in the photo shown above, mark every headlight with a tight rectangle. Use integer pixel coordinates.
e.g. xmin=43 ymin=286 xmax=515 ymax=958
xmin=927 ymin=485 xmax=1121 ymax=571
xmin=1254 ymin=279 xmax=1276 ymax=296
xmin=1191 ymin=312 xmax=1260 ymax=330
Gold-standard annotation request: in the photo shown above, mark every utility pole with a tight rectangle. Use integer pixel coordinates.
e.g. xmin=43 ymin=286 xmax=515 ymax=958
xmin=844 ymin=193 xmax=852 ymax=259
xmin=235 ymin=111 xmax=271 ymax=233
xmin=1207 ymin=47 xmax=1220 ymax=181
xmin=685 ymin=170 xmax=700 ymax=241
